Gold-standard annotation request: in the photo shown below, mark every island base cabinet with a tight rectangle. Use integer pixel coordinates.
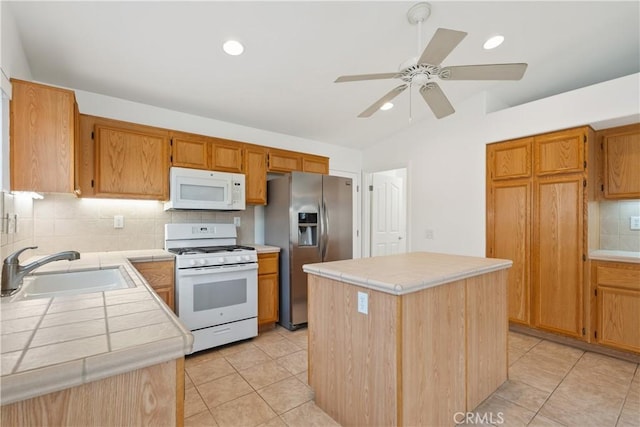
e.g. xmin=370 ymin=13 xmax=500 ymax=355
xmin=308 ymin=270 xmax=508 ymax=427
xmin=1 ymin=358 xmax=184 ymax=427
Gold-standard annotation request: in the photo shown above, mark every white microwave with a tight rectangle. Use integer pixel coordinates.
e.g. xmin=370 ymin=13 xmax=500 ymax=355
xmin=164 ymin=167 xmax=246 ymax=211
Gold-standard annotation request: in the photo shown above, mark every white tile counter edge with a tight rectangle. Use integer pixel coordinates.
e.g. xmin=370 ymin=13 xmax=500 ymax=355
xmin=303 ymin=253 xmax=513 ymax=295
xmin=589 ymin=250 xmax=640 ymax=264
xmin=0 ymin=249 xmax=193 ymax=405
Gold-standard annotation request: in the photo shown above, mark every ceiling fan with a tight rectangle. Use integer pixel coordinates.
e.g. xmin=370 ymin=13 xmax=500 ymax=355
xmin=335 ymin=2 xmax=528 ymax=119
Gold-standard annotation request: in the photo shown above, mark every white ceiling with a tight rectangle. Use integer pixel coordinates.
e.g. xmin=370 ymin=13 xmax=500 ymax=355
xmin=7 ymin=1 xmax=640 ymax=149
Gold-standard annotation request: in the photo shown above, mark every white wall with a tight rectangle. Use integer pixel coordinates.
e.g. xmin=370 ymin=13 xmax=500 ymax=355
xmin=363 ymin=73 xmax=640 ymax=257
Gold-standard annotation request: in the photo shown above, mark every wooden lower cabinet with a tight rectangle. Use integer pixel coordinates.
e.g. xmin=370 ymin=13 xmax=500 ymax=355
xmin=486 ymin=179 xmax=531 ymax=324
xmin=1 ymin=358 xmax=184 ymax=427
xmin=532 ymin=173 xmax=585 ymax=338
xmin=132 ymin=260 xmax=175 ymax=312
xmin=257 ymin=252 xmax=279 ymax=326
xmin=591 ymin=261 xmax=640 ymax=353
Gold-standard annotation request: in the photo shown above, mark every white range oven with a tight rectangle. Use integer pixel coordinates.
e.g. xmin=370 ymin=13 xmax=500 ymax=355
xmin=165 ymin=223 xmax=258 ymax=353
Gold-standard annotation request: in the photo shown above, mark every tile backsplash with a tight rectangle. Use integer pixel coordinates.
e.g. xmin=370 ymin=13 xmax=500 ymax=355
xmin=2 ymin=192 xmax=255 ymax=257
xmin=599 ymin=200 xmax=640 ymax=251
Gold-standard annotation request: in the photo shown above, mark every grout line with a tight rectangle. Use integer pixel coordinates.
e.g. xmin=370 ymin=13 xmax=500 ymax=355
xmin=614 ymin=363 xmax=640 ymax=427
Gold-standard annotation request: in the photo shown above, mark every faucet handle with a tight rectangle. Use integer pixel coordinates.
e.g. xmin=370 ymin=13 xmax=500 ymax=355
xmin=4 ymin=246 xmax=38 ymax=264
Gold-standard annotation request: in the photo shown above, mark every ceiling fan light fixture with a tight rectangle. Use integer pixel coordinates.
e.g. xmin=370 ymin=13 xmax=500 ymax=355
xmin=223 ymin=40 xmax=244 ymax=56
xmin=483 ymin=35 xmax=504 ymax=50
xmin=380 ymin=102 xmax=394 ymax=111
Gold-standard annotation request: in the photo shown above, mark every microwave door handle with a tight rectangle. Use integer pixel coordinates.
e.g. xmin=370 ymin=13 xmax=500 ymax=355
xmin=226 ymin=182 xmax=232 ymax=206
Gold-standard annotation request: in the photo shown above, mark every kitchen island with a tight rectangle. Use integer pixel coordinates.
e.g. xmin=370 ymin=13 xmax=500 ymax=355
xmin=0 ymin=250 xmax=192 ymax=426
xmin=303 ymin=252 xmax=512 ymax=427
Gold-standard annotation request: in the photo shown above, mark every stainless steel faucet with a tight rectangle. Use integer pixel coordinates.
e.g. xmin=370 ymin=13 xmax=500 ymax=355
xmin=1 ymin=246 xmax=81 ymax=297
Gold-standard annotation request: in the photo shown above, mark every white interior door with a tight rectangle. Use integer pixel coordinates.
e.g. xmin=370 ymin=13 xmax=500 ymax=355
xmin=371 ymin=172 xmax=406 ymax=256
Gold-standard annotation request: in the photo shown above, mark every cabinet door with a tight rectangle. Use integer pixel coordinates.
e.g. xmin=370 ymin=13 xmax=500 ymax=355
xmin=244 ymin=146 xmax=267 ymax=205
xmin=10 ymin=79 xmax=76 ymax=192
xmin=171 ymin=133 xmax=209 ymax=170
xmin=258 ymin=252 xmax=279 ymax=326
xmin=487 ymin=180 xmax=531 ymax=324
xmin=601 ymin=124 xmax=640 ymax=199
xmin=597 ymin=286 xmax=640 ymax=353
xmin=268 ymin=149 xmax=302 ymax=172
xmin=534 ymin=128 xmax=586 ymax=176
xmin=94 ymin=125 xmax=170 ymax=200
xmin=487 ymin=137 xmax=532 ymax=180
xmin=210 ymin=139 xmax=244 ymax=173
xmin=532 ymin=174 xmax=584 ymax=338
xmin=302 ymin=154 xmax=329 ymax=175
xmin=132 ymin=260 xmax=175 ymax=312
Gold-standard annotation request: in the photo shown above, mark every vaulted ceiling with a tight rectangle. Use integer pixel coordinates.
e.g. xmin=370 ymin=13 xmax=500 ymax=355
xmin=7 ymin=1 xmax=640 ymax=149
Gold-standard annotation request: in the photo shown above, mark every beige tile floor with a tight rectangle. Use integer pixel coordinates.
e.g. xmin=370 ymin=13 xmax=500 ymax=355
xmin=184 ymin=327 xmax=640 ymax=427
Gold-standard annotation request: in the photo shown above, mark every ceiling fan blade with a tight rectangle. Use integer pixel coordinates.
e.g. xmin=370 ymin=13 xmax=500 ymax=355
xmin=358 ymin=84 xmax=408 ymax=118
xmin=420 ymin=83 xmax=455 ymax=119
xmin=441 ymin=63 xmax=528 ymax=80
xmin=418 ymin=28 xmax=467 ymax=66
xmin=335 ymin=72 xmax=399 ymax=83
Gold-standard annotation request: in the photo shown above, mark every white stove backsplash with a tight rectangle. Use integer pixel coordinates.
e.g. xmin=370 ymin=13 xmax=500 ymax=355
xmin=27 ymin=193 xmax=255 ymax=255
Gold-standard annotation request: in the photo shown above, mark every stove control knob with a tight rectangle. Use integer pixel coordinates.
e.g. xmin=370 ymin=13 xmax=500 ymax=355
xmin=189 ymin=260 xmax=196 ymax=266
xmin=218 ymin=257 xmax=226 ymax=263
xmin=242 ymin=255 xmax=250 ymax=261
xmin=198 ymin=259 xmax=206 ymax=265
xmin=236 ymin=256 xmax=242 ymax=262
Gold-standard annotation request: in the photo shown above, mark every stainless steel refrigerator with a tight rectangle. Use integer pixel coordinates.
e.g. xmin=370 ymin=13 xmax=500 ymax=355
xmin=265 ymin=172 xmax=353 ymax=330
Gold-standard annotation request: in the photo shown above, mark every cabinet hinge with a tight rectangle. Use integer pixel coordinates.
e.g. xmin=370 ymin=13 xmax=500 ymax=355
xmin=266 ymin=154 xmax=270 ymax=168
xmin=583 ymin=135 xmax=586 ymax=143
xmin=369 ymin=185 xmax=373 ymax=192
xmin=595 ymin=289 xmax=598 ymax=296
xmin=594 ymin=330 xmax=598 ymax=339
xmin=583 ymin=161 xmax=587 ymax=169
xmin=583 ymin=180 xmax=587 ymax=188
xmin=91 ymin=131 xmax=94 ymax=140
xmin=600 ymin=143 xmax=603 ymax=150
xmin=170 ymin=155 xmax=173 ymax=163
xmin=170 ymin=139 xmax=173 ymax=146
xmin=90 ymin=179 xmax=94 ymax=188
xmin=601 ymin=184 xmax=604 ymax=192
xmin=582 ymin=327 xmax=586 ymax=336
xmin=582 ymin=254 xmax=586 ymax=262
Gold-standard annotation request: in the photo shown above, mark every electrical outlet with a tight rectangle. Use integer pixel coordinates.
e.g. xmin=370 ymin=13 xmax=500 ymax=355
xmin=357 ymin=291 xmax=368 ymax=314
xmin=425 ymin=229 xmax=434 ymax=239
xmin=114 ymin=215 xmax=124 ymax=229
xmin=233 ymin=217 xmax=241 ymax=227
xmin=630 ymin=216 xmax=640 ymax=231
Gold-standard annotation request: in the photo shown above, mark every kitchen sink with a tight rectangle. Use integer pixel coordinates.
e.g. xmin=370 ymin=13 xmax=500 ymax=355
xmin=12 ymin=268 xmax=131 ymax=301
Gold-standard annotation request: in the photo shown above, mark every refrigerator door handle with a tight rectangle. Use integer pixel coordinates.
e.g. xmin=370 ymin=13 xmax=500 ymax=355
xmin=321 ymin=199 xmax=329 ymax=261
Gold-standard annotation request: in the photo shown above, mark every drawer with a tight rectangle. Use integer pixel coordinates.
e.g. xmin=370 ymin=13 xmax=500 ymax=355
xmin=594 ymin=262 xmax=640 ymax=291
xmin=258 ymin=253 xmax=279 ymax=275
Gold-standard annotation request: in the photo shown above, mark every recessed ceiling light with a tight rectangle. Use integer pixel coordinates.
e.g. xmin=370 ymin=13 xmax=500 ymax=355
xmin=483 ymin=35 xmax=504 ymax=50
xmin=223 ymin=40 xmax=244 ymax=56
xmin=380 ymin=102 xmax=394 ymax=111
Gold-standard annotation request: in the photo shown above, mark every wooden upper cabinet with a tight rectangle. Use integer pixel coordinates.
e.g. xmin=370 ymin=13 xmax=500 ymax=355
xmin=534 ymin=127 xmax=588 ymax=176
xmin=210 ymin=138 xmax=244 ymax=173
xmin=94 ymin=123 xmax=170 ymax=200
xmin=244 ymin=145 xmax=267 ymax=205
xmin=302 ymin=154 xmax=329 ymax=175
xmin=486 ymin=138 xmax=532 ymax=180
xmin=170 ymin=132 xmax=209 ymax=170
xmin=599 ymin=123 xmax=640 ymax=199
xmin=10 ymin=79 xmax=77 ymax=193
xmin=268 ymin=149 xmax=302 ymax=172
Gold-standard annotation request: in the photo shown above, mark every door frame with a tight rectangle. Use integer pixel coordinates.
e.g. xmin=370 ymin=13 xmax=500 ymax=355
xmin=363 ymin=167 xmax=409 ymax=258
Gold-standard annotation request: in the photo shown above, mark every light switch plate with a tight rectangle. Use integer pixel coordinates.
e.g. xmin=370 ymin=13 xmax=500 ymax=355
xmin=630 ymin=216 xmax=640 ymax=231
xmin=114 ymin=215 xmax=124 ymax=229
xmin=233 ymin=217 xmax=241 ymax=227
xmin=357 ymin=291 xmax=368 ymax=314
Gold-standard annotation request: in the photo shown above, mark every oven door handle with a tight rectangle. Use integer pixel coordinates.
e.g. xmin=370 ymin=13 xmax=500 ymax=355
xmin=177 ymin=262 xmax=258 ymax=277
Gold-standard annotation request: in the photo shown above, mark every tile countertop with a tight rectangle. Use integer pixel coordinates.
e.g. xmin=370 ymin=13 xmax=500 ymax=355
xmin=249 ymin=244 xmax=281 ymax=254
xmin=302 ymin=251 xmax=513 ymax=296
xmin=589 ymin=250 xmax=640 ymax=264
xmin=0 ymin=249 xmax=193 ymax=406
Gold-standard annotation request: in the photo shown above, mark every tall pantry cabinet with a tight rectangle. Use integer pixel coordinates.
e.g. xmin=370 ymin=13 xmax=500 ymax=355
xmin=487 ymin=126 xmax=595 ymax=339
